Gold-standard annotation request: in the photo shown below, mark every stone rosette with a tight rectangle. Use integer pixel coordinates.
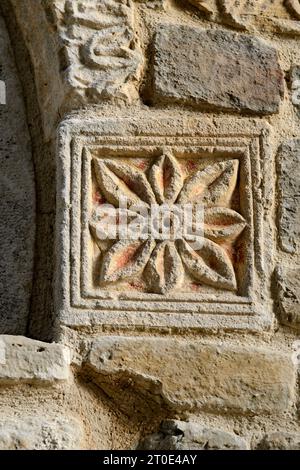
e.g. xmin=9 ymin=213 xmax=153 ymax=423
xmin=90 ymin=154 xmax=247 ymax=294
xmin=56 ymin=116 xmax=273 ymax=333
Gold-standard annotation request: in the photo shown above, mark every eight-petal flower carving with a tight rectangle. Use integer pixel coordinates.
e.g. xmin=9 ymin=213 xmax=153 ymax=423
xmin=90 ymin=153 xmax=247 ymax=294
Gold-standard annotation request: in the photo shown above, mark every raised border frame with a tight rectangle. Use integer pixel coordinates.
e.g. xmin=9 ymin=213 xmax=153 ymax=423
xmin=56 ymin=115 xmax=274 ymax=333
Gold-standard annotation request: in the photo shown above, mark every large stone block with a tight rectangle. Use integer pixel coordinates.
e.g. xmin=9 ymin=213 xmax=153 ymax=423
xmin=138 ymin=419 xmax=248 ymax=450
xmin=86 ymin=337 xmax=296 ymax=415
xmin=0 ymin=415 xmax=83 ymax=450
xmin=277 ymin=140 xmax=300 ymax=254
xmin=257 ymin=432 xmax=300 ymax=450
xmin=151 ymin=25 xmax=284 ymax=114
xmin=0 ymin=336 xmax=71 ymax=385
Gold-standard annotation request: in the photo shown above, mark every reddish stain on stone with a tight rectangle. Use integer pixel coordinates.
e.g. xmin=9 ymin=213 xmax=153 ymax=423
xmin=235 ymin=243 xmax=246 ymax=264
xmin=163 ymin=160 xmax=172 ymax=191
xmin=136 ymin=160 xmax=148 ymax=171
xmin=191 ymin=282 xmax=201 ymax=291
xmin=121 ymin=175 xmax=135 ymax=191
xmin=93 ymin=191 xmax=105 ymax=205
xmin=115 ymin=244 xmax=139 ymax=270
xmin=128 ymin=280 xmax=144 ymax=291
xmin=220 ymin=242 xmax=235 ymax=263
xmin=186 ymin=160 xmax=197 ymax=173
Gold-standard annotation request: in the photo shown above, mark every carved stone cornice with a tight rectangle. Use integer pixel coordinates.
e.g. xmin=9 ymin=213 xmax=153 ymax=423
xmin=187 ymin=0 xmax=300 ymax=33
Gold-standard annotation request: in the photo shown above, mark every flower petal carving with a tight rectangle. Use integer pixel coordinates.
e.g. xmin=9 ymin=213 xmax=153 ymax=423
xmin=90 ymin=154 xmax=246 ymax=293
xmin=100 ymin=239 xmax=155 ymax=284
xmin=177 ymin=238 xmax=237 ymax=291
xmin=204 ymin=207 xmax=247 ymax=242
xmin=104 ymin=160 xmax=156 ymax=205
xmin=178 ymin=159 xmax=239 ymax=207
xmin=148 ymin=153 xmax=184 ymax=204
xmin=90 ymin=207 xmax=146 ymax=243
xmin=89 ymin=208 xmax=114 ymax=252
xmin=145 ymin=241 xmax=184 ymax=294
xmin=94 ymin=159 xmax=156 ymax=207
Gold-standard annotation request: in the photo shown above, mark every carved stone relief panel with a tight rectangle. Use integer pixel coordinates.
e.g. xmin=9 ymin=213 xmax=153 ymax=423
xmin=185 ymin=0 xmax=300 ymax=34
xmin=44 ymin=0 xmax=143 ymax=104
xmin=57 ymin=116 xmax=273 ymax=333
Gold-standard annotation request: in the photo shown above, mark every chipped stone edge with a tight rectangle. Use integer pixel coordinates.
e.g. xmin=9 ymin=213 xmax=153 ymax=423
xmin=0 ymin=335 xmax=72 ymax=386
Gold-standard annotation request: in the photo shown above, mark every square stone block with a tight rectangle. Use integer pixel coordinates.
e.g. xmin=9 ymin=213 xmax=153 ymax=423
xmin=56 ymin=115 xmax=274 ymax=333
xmin=151 ymin=25 xmax=284 ymax=115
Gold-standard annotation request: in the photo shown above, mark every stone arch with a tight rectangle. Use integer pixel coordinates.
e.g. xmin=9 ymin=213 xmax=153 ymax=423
xmin=0 ymin=0 xmax=150 ymax=341
xmin=0 ymin=1 xmax=59 ymax=341
xmin=0 ymin=11 xmax=35 ymax=335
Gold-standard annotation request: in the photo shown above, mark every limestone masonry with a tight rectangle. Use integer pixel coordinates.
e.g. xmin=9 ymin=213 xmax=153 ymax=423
xmin=0 ymin=0 xmax=299 ymax=450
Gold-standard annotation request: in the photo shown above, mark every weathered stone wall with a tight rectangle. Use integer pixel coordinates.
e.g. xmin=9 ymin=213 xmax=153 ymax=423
xmin=0 ymin=0 xmax=299 ymax=450
xmin=0 ymin=12 xmax=35 ymax=335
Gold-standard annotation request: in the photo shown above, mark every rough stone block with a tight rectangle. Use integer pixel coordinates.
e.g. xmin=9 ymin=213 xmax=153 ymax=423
xmin=86 ymin=337 xmax=296 ymax=415
xmin=138 ymin=419 xmax=248 ymax=450
xmin=0 ymin=415 xmax=83 ymax=450
xmin=257 ymin=432 xmax=300 ymax=450
xmin=0 ymin=336 xmax=71 ymax=385
xmin=277 ymin=140 xmax=300 ymax=254
xmin=276 ymin=266 xmax=300 ymax=329
xmin=151 ymin=25 xmax=284 ymax=114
